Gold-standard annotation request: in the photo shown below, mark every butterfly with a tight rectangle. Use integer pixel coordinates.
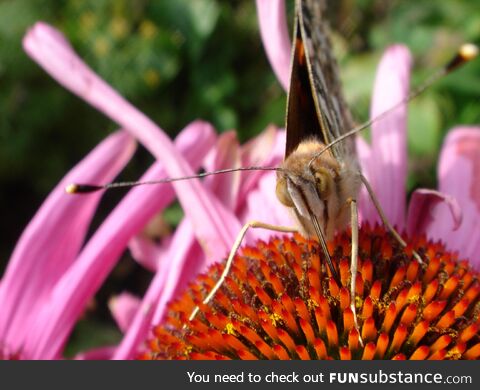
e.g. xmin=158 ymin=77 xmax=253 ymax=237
xmin=273 ymin=0 xmax=367 ymax=336
xmin=276 ymin=0 xmax=359 ymax=283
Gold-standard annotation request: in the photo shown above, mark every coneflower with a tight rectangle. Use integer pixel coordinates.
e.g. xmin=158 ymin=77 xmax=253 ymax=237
xmin=2 ymin=1 xmax=478 ymax=360
xmin=140 ymin=226 xmax=480 ymax=360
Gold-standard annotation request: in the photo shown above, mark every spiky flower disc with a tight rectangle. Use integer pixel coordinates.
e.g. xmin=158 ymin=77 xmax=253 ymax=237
xmin=140 ymin=225 xmax=480 ymax=360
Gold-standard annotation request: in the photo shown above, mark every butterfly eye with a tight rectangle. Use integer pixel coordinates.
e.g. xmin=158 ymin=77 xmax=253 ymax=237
xmin=314 ymin=169 xmax=333 ymax=200
xmin=275 ymin=177 xmax=294 ymax=207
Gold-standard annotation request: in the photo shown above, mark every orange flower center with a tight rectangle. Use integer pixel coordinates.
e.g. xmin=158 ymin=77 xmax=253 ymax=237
xmin=139 ymin=225 xmax=480 ymax=360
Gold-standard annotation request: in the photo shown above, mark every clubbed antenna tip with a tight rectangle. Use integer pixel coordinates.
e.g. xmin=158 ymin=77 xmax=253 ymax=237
xmin=447 ymin=43 xmax=478 ymax=71
xmin=65 ymin=183 xmax=103 ymax=194
xmin=460 ymin=43 xmax=479 ymax=60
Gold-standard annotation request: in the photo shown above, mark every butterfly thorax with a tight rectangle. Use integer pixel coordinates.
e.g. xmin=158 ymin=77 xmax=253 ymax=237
xmin=276 ymin=138 xmax=360 ymax=239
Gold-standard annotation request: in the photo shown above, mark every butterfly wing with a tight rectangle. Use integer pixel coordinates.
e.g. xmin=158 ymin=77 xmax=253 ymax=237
xmin=285 ymin=0 xmax=354 ymax=160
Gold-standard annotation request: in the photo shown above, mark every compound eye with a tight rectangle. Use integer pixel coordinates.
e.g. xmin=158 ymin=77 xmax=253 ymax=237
xmin=275 ymin=177 xmax=294 ymax=207
xmin=314 ymin=170 xmax=331 ymax=200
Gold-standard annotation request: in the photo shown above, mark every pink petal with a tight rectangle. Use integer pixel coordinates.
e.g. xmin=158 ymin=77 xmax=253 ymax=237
xmin=114 ymin=128 xmax=290 ymax=358
xmin=255 ymin=0 xmax=291 ymax=91
xmin=406 ymin=189 xmax=462 ymax=237
xmin=369 ymin=45 xmax=412 ymax=229
xmin=241 ymin=125 xmax=278 ymax=167
xmin=151 ymin=232 xmax=205 ymax=325
xmin=128 ymin=235 xmax=165 ymax=272
xmin=23 ymin=122 xmax=217 ymax=359
xmin=240 ymin=173 xmax=293 ymax=242
xmin=202 ymin=131 xmax=241 ymax=209
xmin=237 ymin=128 xmax=291 ymax=241
xmin=113 ymin=220 xmax=202 ymax=359
xmin=109 ymin=293 xmax=142 ymax=333
xmin=237 ymin=126 xmax=284 ymax=207
xmin=126 ymin=121 xmax=217 ymax=269
xmin=129 ymin=130 xmax=239 ymax=273
xmin=428 ymin=127 xmax=480 ymax=264
xmin=130 ymin=128 xmax=242 ymax=272
xmin=0 ymin=131 xmax=135 ymax=349
xmin=23 ymin=22 xmax=240 ymax=262
xmin=149 ymin=225 xmax=206 ymax=328
xmin=75 ymin=346 xmax=116 ymax=360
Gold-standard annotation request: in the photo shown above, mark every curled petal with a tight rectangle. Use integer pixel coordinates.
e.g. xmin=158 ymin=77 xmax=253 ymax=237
xmin=406 ymin=189 xmax=462 ymax=237
xmin=430 ymin=127 xmax=480 ymax=263
xmin=370 ymin=45 xmax=412 ymax=228
xmin=0 ymin=131 xmax=135 ymax=349
xmin=109 ymin=293 xmax=142 ymax=334
xmin=129 ymin=235 xmax=166 ymax=272
xmin=255 ymin=0 xmax=291 ymax=90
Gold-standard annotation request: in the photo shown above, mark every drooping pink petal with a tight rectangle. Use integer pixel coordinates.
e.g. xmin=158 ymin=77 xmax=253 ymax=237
xmin=406 ymin=189 xmax=462 ymax=237
xmin=369 ymin=45 xmax=412 ymax=229
xmin=109 ymin=293 xmax=142 ymax=334
xmin=23 ymin=22 xmax=240 ymax=263
xmin=0 ymin=131 xmax=136 ymax=349
xmin=255 ymin=0 xmax=291 ymax=91
xmin=428 ymin=127 xmax=480 ymax=264
xmin=23 ymin=122 xmax=218 ymax=359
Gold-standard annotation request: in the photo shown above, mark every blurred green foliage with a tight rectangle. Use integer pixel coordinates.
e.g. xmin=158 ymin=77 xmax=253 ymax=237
xmin=0 ymin=0 xmax=479 ymax=354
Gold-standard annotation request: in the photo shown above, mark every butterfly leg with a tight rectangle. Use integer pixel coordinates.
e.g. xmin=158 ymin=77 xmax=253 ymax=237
xmin=188 ymin=221 xmax=298 ymax=322
xmin=359 ymin=173 xmax=424 ymax=265
xmin=348 ymin=197 xmax=364 ymax=347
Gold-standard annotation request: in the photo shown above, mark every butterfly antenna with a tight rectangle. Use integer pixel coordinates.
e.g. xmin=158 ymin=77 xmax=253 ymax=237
xmin=65 ymin=166 xmax=280 ymax=194
xmin=314 ymin=43 xmax=478 ymax=160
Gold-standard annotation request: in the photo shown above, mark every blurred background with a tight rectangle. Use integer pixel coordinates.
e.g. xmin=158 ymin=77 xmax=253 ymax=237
xmin=0 ymin=0 xmax=479 ymax=354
